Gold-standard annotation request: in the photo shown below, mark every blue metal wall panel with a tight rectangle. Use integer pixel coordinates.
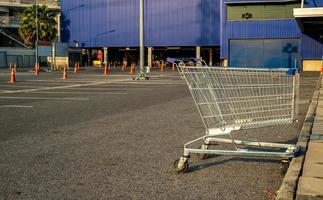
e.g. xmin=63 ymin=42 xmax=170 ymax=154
xmin=61 ymin=0 xmax=220 ymax=48
xmin=229 ymin=39 xmax=300 ymax=68
xmin=220 ymin=19 xmax=301 ymax=58
xmin=220 ymin=0 xmax=323 ymax=60
xmin=226 ymin=20 xmax=300 ymax=38
xmin=304 ymin=0 xmax=323 ymax=8
xmin=224 ymin=0 xmax=301 ymax=4
xmin=301 ymin=34 xmax=323 ymax=59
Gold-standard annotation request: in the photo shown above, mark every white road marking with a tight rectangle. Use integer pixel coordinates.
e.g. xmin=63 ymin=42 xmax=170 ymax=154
xmin=0 ymin=85 xmax=49 ymax=88
xmin=29 ymin=91 xmax=127 ymax=95
xmin=58 ymin=87 xmax=153 ymax=91
xmin=0 ymin=105 xmax=33 ymax=108
xmin=0 ymin=97 xmax=88 ymax=100
xmin=116 ymin=81 xmax=186 ymax=85
xmin=0 ymin=79 xmax=129 ymax=94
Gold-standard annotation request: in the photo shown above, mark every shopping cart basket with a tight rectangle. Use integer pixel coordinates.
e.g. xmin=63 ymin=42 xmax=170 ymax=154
xmin=170 ymin=60 xmax=300 ymax=173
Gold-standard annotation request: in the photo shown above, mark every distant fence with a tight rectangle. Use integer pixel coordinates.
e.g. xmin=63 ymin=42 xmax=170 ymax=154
xmin=0 ymin=0 xmax=60 ymax=6
xmin=0 ymin=48 xmax=35 ymax=68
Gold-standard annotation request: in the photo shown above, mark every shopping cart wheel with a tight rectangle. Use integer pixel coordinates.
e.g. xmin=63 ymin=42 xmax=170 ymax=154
xmin=281 ymin=159 xmax=290 ymax=175
xmin=173 ymin=159 xmax=189 ymax=173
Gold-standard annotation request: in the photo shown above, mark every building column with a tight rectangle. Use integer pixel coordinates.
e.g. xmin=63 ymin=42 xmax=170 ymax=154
xmin=209 ymin=48 xmax=213 ymax=66
xmin=223 ymin=59 xmax=228 ymax=67
xmin=57 ymin=13 xmax=61 ymax=42
xmin=104 ymin=47 xmax=108 ymax=65
xmin=196 ymin=46 xmax=201 ymax=60
xmin=51 ymin=42 xmax=56 ymax=70
xmin=148 ymin=47 xmax=153 ymax=69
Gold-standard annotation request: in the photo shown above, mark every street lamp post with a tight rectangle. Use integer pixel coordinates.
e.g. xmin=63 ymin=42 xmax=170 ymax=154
xmin=35 ymin=0 xmax=39 ymax=67
xmin=139 ymin=0 xmax=144 ymax=75
xmin=135 ymin=0 xmax=148 ymax=80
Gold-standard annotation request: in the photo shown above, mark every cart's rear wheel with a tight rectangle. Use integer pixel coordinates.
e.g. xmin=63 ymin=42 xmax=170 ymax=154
xmin=174 ymin=159 xmax=189 ymax=173
xmin=198 ymin=153 xmax=208 ymax=160
xmin=198 ymin=145 xmax=209 ymax=160
xmin=281 ymin=159 xmax=290 ymax=175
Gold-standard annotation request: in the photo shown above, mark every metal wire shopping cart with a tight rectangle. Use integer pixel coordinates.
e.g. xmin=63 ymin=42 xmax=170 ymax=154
xmin=169 ymin=58 xmax=300 ymax=173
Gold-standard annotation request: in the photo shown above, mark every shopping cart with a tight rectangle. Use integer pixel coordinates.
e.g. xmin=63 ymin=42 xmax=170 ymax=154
xmin=166 ymin=57 xmax=207 ymax=78
xmin=169 ymin=59 xmax=300 ymax=173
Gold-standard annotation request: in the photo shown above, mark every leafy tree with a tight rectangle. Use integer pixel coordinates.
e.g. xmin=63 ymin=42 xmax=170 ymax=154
xmin=19 ymin=4 xmax=57 ymax=47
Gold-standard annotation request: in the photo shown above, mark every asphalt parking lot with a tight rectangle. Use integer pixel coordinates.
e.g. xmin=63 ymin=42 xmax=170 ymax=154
xmin=0 ymin=68 xmax=320 ymax=200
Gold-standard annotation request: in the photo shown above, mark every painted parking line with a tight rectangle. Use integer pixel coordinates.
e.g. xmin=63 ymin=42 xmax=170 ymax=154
xmin=25 ymin=79 xmax=126 ymax=83
xmin=0 ymin=105 xmax=33 ymax=108
xmin=59 ymin=87 xmax=153 ymax=91
xmin=0 ymin=79 xmax=129 ymax=94
xmin=115 ymin=81 xmax=186 ymax=85
xmin=0 ymin=96 xmax=89 ymax=100
xmin=0 ymin=85 xmax=50 ymax=88
xmin=29 ymin=91 xmax=127 ymax=95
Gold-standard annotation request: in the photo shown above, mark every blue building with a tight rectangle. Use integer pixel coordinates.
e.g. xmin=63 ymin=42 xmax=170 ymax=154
xmin=61 ymin=0 xmax=323 ymax=70
xmin=61 ymin=0 xmax=220 ymax=66
xmin=221 ymin=0 xmax=323 ymax=70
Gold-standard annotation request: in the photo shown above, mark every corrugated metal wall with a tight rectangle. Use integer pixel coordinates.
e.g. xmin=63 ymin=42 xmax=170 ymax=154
xmin=304 ymin=0 xmax=323 ymax=8
xmin=301 ymin=34 xmax=323 ymax=59
xmin=224 ymin=0 xmax=301 ymax=3
xmin=220 ymin=0 xmax=323 ymax=61
xmin=221 ymin=20 xmax=301 ymax=58
xmin=61 ymin=0 xmax=220 ymax=48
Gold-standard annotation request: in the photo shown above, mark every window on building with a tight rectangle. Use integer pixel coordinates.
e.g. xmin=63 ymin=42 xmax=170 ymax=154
xmin=227 ymin=3 xmax=301 ymax=21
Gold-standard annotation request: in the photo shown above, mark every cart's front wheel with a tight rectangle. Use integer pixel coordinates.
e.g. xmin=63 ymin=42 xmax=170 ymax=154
xmin=174 ymin=159 xmax=189 ymax=173
xmin=281 ymin=159 xmax=290 ymax=175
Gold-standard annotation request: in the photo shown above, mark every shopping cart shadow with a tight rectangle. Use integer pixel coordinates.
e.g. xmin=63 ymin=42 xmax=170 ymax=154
xmin=188 ymin=157 xmax=281 ymax=173
xmin=187 ymin=148 xmax=306 ymax=173
xmin=187 ymin=137 xmax=306 ymax=173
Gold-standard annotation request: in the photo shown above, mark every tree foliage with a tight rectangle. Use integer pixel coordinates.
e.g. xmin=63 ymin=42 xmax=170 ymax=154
xmin=19 ymin=5 xmax=57 ymax=47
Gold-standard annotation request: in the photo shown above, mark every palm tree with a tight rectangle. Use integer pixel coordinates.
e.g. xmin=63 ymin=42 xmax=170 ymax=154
xmin=19 ymin=4 xmax=57 ymax=47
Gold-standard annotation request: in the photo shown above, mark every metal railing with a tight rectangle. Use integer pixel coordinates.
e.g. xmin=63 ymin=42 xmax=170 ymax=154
xmin=0 ymin=0 xmax=60 ymax=6
xmin=0 ymin=16 xmax=19 ymax=27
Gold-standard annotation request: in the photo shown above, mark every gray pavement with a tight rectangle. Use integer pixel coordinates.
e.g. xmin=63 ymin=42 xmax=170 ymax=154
xmin=296 ymin=75 xmax=323 ymax=200
xmin=0 ymin=68 xmax=320 ymax=200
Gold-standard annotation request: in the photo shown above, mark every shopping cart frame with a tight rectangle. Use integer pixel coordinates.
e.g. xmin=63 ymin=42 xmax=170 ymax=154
xmin=169 ymin=59 xmax=300 ymax=174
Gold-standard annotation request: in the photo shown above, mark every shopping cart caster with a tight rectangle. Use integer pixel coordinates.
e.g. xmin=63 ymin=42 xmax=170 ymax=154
xmin=281 ymin=159 xmax=290 ymax=175
xmin=174 ymin=158 xmax=189 ymax=173
xmin=198 ymin=144 xmax=209 ymax=160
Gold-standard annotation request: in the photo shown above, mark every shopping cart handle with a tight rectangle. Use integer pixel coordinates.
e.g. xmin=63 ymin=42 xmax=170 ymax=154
xmin=166 ymin=57 xmax=178 ymax=63
xmin=166 ymin=57 xmax=198 ymax=63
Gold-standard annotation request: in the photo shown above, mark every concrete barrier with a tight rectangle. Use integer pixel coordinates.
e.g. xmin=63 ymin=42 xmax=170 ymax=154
xmin=276 ymin=74 xmax=322 ymax=200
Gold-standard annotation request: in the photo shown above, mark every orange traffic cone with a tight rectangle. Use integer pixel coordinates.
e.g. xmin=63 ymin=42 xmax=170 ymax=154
xmin=77 ymin=62 xmax=80 ymax=72
xmin=172 ymin=63 xmax=175 ymax=71
xmin=160 ymin=63 xmax=164 ymax=72
xmin=130 ymin=64 xmax=135 ymax=74
xmin=121 ymin=63 xmax=125 ymax=72
xmin=62 ymin=67 xmax=67 ymax=79
xmin=35 ymin=63 xmax=39 ymax=75
xmin=73 ymin=63 xmax=78 ymax=73
xmin=9 ymin=68 xmax=16 ymax=83
xmin=104 ymin=63 xmax=109 ymax=76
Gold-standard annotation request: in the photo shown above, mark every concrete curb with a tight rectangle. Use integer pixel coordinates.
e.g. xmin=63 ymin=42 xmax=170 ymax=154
xmin=276 ymin=74 xmax=322 ymax=200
